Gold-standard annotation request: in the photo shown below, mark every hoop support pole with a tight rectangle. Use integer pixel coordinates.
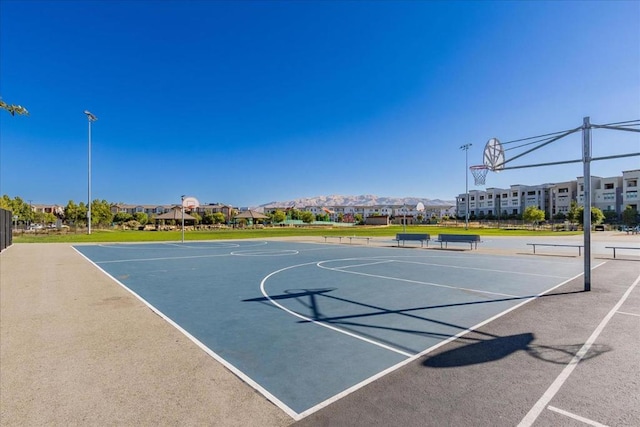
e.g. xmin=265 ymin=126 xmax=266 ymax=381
xmin=583 ymin=117 xmax=591 ymax=292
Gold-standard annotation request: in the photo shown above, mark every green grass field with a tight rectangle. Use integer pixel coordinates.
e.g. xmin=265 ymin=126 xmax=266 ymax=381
xmin=13 ymin=225 xmax=581 ymax=243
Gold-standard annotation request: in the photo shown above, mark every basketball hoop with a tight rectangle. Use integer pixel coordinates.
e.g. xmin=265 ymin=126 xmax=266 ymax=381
xmin=484 ymin=137 xmax=505 ymax=171
xmin=470 ymin=165 xmax=489 ymax=186
xmin=182 ymin=196 xmax=200 ymax=210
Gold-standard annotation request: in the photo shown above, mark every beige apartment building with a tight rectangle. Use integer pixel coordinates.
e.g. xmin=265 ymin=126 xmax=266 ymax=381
xmin=457 ymin=169 xmax=639 ymax=219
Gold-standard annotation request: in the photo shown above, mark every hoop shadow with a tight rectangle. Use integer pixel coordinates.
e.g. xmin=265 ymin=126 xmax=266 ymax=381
xmin=423 ymin=333 xmax=611 ymax=368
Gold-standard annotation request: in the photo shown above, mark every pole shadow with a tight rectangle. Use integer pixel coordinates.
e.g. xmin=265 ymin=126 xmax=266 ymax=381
xmin=422 ymin=333 xmax=611 ymax=368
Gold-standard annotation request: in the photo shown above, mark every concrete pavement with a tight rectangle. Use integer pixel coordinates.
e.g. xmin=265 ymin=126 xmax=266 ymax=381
xmin=1 ymin=234 xmax=638 ymax=426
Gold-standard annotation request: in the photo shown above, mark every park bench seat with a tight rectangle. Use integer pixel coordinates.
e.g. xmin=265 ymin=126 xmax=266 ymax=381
xmin=436 ymin=234 xmax=481 ymax=249
xmin=395 ymin=233 xmax=430 ymax=247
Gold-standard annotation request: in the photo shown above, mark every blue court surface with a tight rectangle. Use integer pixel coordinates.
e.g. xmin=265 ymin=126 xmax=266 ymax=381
xmin=74 ymin=240 xmax=587 ymax=418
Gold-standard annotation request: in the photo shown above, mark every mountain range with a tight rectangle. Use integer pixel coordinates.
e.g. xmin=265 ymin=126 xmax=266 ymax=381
xmin=258 ymin=194 xmax=455 ymax=208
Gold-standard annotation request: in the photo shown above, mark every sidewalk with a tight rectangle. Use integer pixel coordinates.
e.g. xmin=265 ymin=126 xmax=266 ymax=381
xmin=0 ymin=243 xmax=292 ymax=427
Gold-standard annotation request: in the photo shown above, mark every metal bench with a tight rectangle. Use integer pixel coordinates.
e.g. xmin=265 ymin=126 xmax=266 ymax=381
xmin=435 ymin=234 xmax=481 ymax=249
xmin=527 ymin=243 xmax=584 ymax=256
xmin=395 ymin=233 xmax=430 ymax=247
xmin=323 ymin=236 xmax=371 ymax=245
xmin=605 ymin=246 xmax=640 ymax=259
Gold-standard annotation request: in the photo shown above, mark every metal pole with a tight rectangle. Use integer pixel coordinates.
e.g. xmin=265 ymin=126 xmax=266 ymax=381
xmin=88 ymin=119 xmax=92 ymax=235
xmin=403 ymin=205 xmax=406 ymax=232
xmin=460 ymin=144 xmax=472 ymax=229
xmin=582 ymin=117 xmax=592 ymax=291
xmin=84 ymin=111 xmax=97 ymax=234
xmin=181 ymin=195 xmax=185 ymax=243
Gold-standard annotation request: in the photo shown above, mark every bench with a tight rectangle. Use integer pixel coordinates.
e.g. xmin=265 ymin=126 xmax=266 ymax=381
xmin=605 ymin=246 xmax=640 ymax=259
xmin=435 ymin=234 xmax=481 ymax=249
xmin=395 ymin=233 xmax=430 ymax=247
xmin=323 ymin=236 xmax=371 ymax=245
xmin=527 ymin=243 xmax=584 ymax=256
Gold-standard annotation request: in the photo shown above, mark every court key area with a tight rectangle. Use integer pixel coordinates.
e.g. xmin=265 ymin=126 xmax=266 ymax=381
xmin=74 ymin=240 xmax=589 ymax=419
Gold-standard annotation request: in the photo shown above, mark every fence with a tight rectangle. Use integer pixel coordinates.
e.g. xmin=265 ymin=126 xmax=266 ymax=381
xmin=0 ymin=208 xmax=12 ymax=252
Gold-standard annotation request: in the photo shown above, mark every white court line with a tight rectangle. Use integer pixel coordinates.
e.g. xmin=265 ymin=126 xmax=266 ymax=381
xmin=260 ymin=261 xmax=414 ymax=358
xmin=317 ymin=259 xmax=519 ymax=298
xmin=96 ymin=253 xmax=234 ymax=264
xmin=617 ymin=311 xmax=640 ymax=317
xmin=395 ymin=259 xmax=571 ymax=279
xmin=296 ymin=264 xmax=603 ymax=420
xmin=75 ymin=244 xmax=608 ymax=421
xmin=71 ymin=246 xmax=300 ymax=420
xmin=331 ymin=260 xmax=396 ymax=270
xmin=547 ymin=405 xmax=609 ymax=427
xmin=518 ymin=270 xmax=640 ymax=427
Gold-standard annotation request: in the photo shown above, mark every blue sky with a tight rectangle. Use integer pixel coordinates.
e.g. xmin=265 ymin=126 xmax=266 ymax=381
xmin=1 ymin=0 xmax=638 ymax=207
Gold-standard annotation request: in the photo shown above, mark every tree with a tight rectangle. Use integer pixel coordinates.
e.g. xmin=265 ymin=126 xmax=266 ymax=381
xmin=0 ymin=195 xmax=33 ymax=224
xmin=523 ymin=206 xmax=545 ymax=228
xmin=622 ymin=205 xmax=639 ymax=227
xmin=553 ymin=212 xmax=567 ymax=221
xmin=32 ymin=211 xmax=57 ymax=226
xmin=288 ymin=208 xmax=302 ymax=220
xmin=133 ymin=212 xmax=148 ymax=225
xmin=602 ymin=210 xmax=618 ymax=224
xmin=64 ymin=200 xmax=87 ymax=226
xmin=270 ymin=210 xmax=286 ymax=223
xmin=113 ymin=212 xmax=134 ymax=224
xmin=300 ymin=211 xmax=315 ymax=223
xmin=567 ymin=201 xmax=581 ymax=223
xmin=189 ymin=211 xmax=201 ymax=225
xmin=572 ymin=206 xmax=605 ymax=226
xmin=212 ymin=212 xmax=225 ymax=224
xmin=91 ymin=199 xmax=114 ymax=227
xmin=354 ymin=214 xmax=364 ymax=225
xmin=0 ymin=98 xmax=29 ymax=116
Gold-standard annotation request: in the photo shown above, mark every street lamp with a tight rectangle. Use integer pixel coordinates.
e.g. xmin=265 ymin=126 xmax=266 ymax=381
xmin=84 ymin=110 xmax=98 ymax=234
xmin=181 ymin=195 xmax=186 ymax=243
xmin=460 ymin=143 xmax=472 ymax=229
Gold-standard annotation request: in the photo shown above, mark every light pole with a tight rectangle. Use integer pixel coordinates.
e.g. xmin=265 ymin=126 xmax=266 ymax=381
xmin=84 ymin=110 xmax=98 ymax=234
xmin=181 ymin=195 xmax=186 ymax=243
xmin=460 ymin=143 xmax=472 ymax=229
xmin=403 ymin=204 xmax=407 ymax=232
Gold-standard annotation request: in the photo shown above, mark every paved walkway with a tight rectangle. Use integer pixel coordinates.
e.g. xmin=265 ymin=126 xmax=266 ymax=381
xmin=1 ymin=243 xmax=291 ymax=426
xmin=1 ymin=233 xmax=638 ymax=426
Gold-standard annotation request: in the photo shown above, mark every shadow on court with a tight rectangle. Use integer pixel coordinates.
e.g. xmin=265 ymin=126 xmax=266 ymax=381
xmin=422 ymin=332 xmax=611 ymax=368
xmin=244 ymin=288 xmax=609 ymax=363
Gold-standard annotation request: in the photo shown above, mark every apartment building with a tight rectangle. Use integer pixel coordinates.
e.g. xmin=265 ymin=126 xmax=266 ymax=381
xmin=622 ymin=169 xmax=639 ymax=211
xmin=457 ymin=170 xmax=638 ymax=219
xmin=110 ymin=204 xmax=169 ymax=216
xmin=31 ymin=204 xmax=65 ymax=216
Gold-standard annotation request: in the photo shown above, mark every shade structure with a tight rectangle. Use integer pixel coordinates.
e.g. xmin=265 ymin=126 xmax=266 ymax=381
xmin=234 ymin=210 xmax=269 ymax=220
xmin=154 ymin=206 xmax=196 ymax=221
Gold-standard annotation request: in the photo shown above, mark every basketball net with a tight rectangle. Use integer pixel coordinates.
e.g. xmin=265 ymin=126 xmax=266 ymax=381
xmin=470 ymin=165 xmax=489 ymax=186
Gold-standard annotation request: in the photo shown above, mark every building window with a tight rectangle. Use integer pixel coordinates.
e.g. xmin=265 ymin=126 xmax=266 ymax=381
xmin=604 ymin=183 xmax=614 ymax=189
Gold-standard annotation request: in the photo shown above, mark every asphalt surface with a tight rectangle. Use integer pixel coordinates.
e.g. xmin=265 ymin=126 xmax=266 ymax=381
xmin=1 ymin=233 xmax=638 ymax=426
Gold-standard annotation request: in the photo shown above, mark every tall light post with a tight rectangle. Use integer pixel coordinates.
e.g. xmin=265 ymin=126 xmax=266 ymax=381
xmin=84 ymin=110 xmax=98 ymax=234
xmin=181 ymin=195 xmax=186 ymax=243
xmin=460 ymin=143 xmax=472 ymax=229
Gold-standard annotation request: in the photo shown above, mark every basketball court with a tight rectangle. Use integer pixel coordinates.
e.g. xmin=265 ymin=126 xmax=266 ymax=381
xmin=74 ymin=239 xmax=593 ymax=419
